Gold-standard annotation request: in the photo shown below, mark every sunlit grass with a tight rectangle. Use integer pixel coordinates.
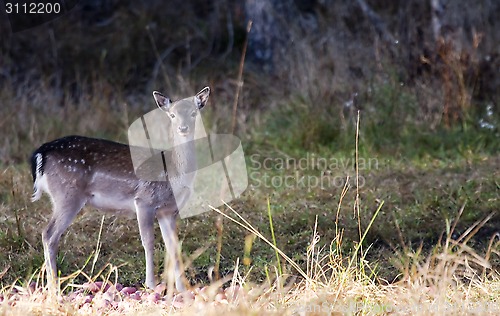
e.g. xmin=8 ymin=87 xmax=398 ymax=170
xmin=1 ymin=102 xmax=498 ymax=314
xmin=0 ymin=198 xmax=499 ymax=315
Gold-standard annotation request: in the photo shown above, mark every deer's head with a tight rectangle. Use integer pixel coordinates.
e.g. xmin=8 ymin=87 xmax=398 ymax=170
xmin=153 ymin=87 xmax=210 ymax=138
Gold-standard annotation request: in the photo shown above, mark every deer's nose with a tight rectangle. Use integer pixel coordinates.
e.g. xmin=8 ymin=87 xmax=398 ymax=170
xmin=178 ymin=126 xmax=189 ymax=133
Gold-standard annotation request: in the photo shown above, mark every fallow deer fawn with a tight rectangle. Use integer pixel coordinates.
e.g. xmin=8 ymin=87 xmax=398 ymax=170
xmin=31 ymin=87 xmax=210 ymax=291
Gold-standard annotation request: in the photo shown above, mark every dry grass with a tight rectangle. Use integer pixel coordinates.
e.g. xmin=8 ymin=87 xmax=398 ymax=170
xmin=1 ymin=2 xmax=499 ymax=313
xmin=0 ymin=202 xmax=499 ymax=315
xmin=1 ymin=106 xmax=498 ymax=314
xmin=0 ymin=78 xmax=135 ymax=165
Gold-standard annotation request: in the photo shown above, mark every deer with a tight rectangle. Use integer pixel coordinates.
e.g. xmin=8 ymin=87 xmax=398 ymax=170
xmin=30 ymin=87 xmax=210 ymax=292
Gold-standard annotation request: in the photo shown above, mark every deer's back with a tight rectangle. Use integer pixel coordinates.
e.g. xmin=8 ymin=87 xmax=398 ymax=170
xmin=33 ymin=135 xmax=134 ymax=178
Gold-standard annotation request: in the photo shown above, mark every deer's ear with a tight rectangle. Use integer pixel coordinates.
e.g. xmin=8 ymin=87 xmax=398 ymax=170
xmin=195 ymin=87 xmax=210 ymax=109
xmin=153 ymin=91 xmax=171 ymax=111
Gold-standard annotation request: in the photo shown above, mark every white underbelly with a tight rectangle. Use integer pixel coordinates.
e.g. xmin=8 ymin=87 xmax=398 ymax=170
xmin=88 ymin=192 xmax=136 ymax=217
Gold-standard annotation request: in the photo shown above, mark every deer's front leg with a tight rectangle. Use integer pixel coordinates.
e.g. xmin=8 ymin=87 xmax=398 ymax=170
xmin=135 ymin=200 xmax=156 ymax=288
xmin=158 ymin=214 xmax=185 ymax=291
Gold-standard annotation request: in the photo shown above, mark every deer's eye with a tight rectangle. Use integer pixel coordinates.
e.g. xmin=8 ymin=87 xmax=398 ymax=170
xmin=191 ymin=111 xmax=197 ymax=118
xmin=169 ymin=113 xmax=176 ymax=119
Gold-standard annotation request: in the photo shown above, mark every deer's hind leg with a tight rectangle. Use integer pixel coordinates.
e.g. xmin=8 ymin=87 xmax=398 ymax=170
xmin=42 ymin=190 xmax=87 ymax=289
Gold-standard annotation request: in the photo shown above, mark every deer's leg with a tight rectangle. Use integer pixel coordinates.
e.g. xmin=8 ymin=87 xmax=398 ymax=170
xmin=135 ymin=200 xmax=156 ymax=288
xmin=42 ymin=196 xmax=85 ymax=289
xmin=158 ymin=214 xmax=186 ymax=291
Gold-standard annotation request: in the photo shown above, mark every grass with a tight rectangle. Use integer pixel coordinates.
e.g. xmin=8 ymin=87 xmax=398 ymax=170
xmin=1 ymin=13 xmax=499 ymax=312
xmin=1 ymin=79 xmax=498 ymax=314
xmin=0 ymin=181 xmax=499 ymax=315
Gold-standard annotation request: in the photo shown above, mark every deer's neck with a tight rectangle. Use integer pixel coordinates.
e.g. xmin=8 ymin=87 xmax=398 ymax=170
xmin=168 ymin=133 xmax=197 ymax=176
